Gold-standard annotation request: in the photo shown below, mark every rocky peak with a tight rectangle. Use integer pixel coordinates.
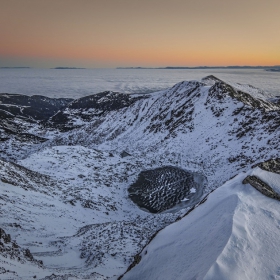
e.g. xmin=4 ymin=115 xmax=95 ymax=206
xmin=204 ymin=77 xmax=278 ymax=111
xmin=201 ymin=75 xmax=224 ymax=86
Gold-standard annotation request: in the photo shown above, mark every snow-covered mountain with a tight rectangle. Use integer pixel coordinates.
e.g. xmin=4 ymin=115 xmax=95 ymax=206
xmin=0 ymin=76 xmax=279 ymax=279
xmin=39 ymin=75 xmax=279 ymax=189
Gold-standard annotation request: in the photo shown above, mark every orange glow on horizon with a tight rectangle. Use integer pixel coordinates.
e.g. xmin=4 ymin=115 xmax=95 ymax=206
xmin=1 ymin=0 xmax=280 ymax=68
xmin=1 ymin=44 xmax=279 ymax=68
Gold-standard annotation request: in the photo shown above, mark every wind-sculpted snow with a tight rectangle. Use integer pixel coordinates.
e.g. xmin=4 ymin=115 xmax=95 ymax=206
xmin=128 ymin=166 xmax=206 ymax=213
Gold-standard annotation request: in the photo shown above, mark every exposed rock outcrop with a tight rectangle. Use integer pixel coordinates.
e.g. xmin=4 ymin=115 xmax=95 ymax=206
xmin=243 ymin=175 xmax=280 ymax=200
xmin=0 ymin=227 xmax=43 ymax=266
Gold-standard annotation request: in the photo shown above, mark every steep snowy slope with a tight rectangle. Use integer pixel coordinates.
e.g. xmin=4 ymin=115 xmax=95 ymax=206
xmin=122 ymin=162 xmax=280 ymax=280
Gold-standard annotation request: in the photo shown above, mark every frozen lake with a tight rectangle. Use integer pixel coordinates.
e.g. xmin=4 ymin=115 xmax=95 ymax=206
xmin=128 ymin=166 xmax=206 ymax=213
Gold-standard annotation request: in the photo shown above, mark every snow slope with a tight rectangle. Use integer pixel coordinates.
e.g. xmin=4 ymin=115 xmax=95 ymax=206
xmin=122 ymin=167 xmax=280 ymax=280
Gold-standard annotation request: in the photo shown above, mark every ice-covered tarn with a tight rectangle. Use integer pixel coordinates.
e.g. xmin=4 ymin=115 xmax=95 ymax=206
xmin=0 ymin=76 xmax=279 ymax=279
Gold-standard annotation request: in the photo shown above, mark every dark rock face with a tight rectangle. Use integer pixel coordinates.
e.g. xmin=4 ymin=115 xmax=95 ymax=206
xmin=243 ymin=175 xmax=280 ymax=201
xmin=120 ymin=151 xmax=131 ymax=158
xmin=243 ymin=158 xmax=280 ymax=200
xmin=0 ymin=93 xmax=73 ymax=121
xmin=128 ymin=166 xmax=206 ymax=213
xmin=0 ymin=227 xmax=11 ymax=243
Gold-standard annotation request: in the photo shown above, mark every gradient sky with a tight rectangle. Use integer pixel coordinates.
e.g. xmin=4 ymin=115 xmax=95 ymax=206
xmin=1 ymin=0 xmax=280 ymax=68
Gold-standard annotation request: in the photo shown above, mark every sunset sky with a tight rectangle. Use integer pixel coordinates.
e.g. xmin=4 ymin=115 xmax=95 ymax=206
xmin=1 ymin=0 xmax=280 ymax=68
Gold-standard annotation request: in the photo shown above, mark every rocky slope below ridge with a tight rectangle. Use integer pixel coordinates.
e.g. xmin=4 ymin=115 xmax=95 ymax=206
xmin=34 ymin=76 xmax=280 ymax=190
xmin=1 ymin=76 xmax=279 ymax=190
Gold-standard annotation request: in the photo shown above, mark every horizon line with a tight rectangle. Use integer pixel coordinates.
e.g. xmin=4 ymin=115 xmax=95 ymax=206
xmin=1 ymin=65 xmax=280 ymax=70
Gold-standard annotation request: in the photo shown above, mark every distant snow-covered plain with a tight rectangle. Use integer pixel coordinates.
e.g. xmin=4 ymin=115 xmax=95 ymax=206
xmin=0 ymin=68 xmax=279 ymax=98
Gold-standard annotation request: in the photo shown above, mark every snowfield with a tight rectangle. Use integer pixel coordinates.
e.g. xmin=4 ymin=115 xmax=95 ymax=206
xmin=0 ymin=76 xmax=279 ymax=279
